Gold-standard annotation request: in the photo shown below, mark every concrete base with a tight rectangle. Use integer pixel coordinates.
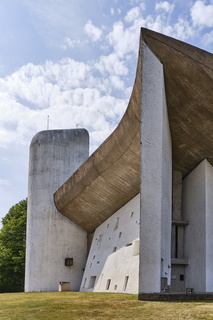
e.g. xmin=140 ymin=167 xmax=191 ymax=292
xmin=139 ymin=293 xmax=213 ymax=301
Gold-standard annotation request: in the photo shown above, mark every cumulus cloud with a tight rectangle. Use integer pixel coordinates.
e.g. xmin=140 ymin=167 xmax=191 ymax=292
xmin=84 ymin=20 xmax=103 ymax=41
xmin=0 ymin=2 xmax=207 ymax=155
xmin=61 ymin=37 xmax=81 ymax=50
xmin=95 ymin=53 xmax=128 ymax=76
xmin=155 ymin=1 xmax=174 ymax=13
xmin=191 ymin=1 xmax=213 ymax=27
xmin=0 ymin=51 xmax=128 ymax=152
xmin=202 ymin=30 xmax=213 ymax=45
xmin=124 ymin=7 xmax=140 ymax=23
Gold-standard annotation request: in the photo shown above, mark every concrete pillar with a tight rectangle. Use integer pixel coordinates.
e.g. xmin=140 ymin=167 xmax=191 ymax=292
xmin=139 ymin=42 xmax=172 ymax=294
xmin=183 ymin=160 xmax=206 ymax=292
xmin=25 ymin=129 xmax=89 ymax=292
xmin=183 ymin=159 xmax=213 ymax=292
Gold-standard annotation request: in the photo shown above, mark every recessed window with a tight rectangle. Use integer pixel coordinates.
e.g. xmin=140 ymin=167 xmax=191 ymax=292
xmin=88 ymin=276 xmax=96 ymax=289
xmin=65 ymin=258 xmax=73 ymax=266
xmin=114 ymin=217 xmax=119 ymax=230
xmin=113 ymin=247 xmax=117 ymax=252
xmin=107 ymin=223 xmax=109 ymax=228
xmin=106 ymin=279 xmax=111 ymax=290
xmin=133 ymin=240 xmax=140 ymax=256
xmin=180 ymin=274 xmax=184 ymax=281
xmin=131 ymin=212 xmax=134 ymax=217
xmin=119 ymin=232 xmax=122 ymax=238
xmin=97 ymin=234 xmax=103 ymax=247
xmin=125 ymin=243 xmax=132 ymax=247
xmin=83 ymin=278 xmax=87 ymax=288
xmin=123 ymin=276 xmax=129 ymax=291
xmin=93 ymin=255 xmax=95 ymax=260
xmin=114 ymin=285 xmax=117 ymax=290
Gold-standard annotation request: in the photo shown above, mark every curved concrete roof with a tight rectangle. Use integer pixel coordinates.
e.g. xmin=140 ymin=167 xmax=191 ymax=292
xmin=54 ymin=28 xmax=213 ymax=233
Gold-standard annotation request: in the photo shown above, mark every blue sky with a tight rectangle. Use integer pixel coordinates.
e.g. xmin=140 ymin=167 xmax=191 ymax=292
xmin=0 ymin=0 xmax=213 ymax=223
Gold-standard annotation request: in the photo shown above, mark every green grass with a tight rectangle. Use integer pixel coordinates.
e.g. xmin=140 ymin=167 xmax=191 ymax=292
xmin=1 ymin=292 xmax=213 ymax=320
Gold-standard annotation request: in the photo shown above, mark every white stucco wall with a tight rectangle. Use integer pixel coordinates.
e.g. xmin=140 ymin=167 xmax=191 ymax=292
xmin=183 ymin=160 xmax=207 ymax=292
xmin=25 ymin=129 xmax=89 ymax=292
xmin=80 ymin=194 xmax=140 ymax=294
xmin=139 ymin=42 xmax=172 ymax=294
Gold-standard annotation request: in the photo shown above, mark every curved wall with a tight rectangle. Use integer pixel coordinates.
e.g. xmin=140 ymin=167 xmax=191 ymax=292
xmin=25 ymin=129 xmax=89 ymax=292
xmin=80 ymin=194 xmax=140 ymax=294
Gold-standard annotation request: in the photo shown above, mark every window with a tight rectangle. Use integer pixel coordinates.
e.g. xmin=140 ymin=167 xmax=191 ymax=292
xmin=83 ymin=278 xmax=87 ymax=288
xmin=180 ymin=274 xmax=184 ymax=281
xmin=97 ymin=234 xmax=103 ymax=248
xmin=113 ymin=247 xmax=117 ymax=252
xmin=133 ymin=240 xmax=140 ymax=256
xmin=123 ymin=276 xmax=129 ymax=291
xmin=119 ymin=232 xmax=122 ymax=238
xmin=88 ymin=276 xmax=96 ymax=289
xmin=106 ymin=279 xmax=111 ymax=290
xmin=125 ymin=243 xmax=132 ymax=247
xmin=114 ymin=217 xmax=119 ymax=230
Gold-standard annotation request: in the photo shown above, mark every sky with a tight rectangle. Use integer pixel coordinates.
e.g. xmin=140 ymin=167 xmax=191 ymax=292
xmin=0 ymin=0 xmax=213 ymax=224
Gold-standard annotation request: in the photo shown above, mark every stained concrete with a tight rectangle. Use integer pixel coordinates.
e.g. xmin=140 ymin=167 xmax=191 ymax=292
xmin=139 ymin=42 xmax=172 ymax=293
xmin=25 ymin=129 xmax=89 ymax=292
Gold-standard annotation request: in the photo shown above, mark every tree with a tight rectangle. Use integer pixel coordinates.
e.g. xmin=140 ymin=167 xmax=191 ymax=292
xmin=0 ymin=199 xmax=27 ymax=292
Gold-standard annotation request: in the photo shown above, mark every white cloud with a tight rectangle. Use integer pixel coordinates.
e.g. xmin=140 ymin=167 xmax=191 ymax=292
xmin=191 ymin=1 xmax=213 ymax=27
xmin=124 ymin=7 xmax=140 ymax=23
xmin=110 ymin=8 xmax=115 ymax=16
xmin=155 ymin=1 xmax=175 ymax=13
xmin=172 ymin=17 xmax=195 ymax=40
xmin=202 ymin=30 xmax=213 ymax=45
xmin=107 ymin=21 xmax=141 ymax=58
xmin=84 ymin=20 xmax=103 ymax=42
xmin=61 ymin=37 xmax=81 ymax=50
xmin=95 ymin=53 xmax=128 ymax=76
xmin=0 ymin=50 xmax=129 ymax=152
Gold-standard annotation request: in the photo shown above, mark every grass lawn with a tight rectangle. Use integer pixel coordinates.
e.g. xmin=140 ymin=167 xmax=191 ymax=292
xmin=1 ymin=292 xmax=213 ymax=320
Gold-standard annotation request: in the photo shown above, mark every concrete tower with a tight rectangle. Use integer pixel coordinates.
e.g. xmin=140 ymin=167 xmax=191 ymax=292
xmin=25 ymin=129 xmax=89 ymax=292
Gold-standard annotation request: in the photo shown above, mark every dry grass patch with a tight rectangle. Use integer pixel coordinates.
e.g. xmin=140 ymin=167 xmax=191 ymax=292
xmin=0 ymin=292 xmax=213 ymax=320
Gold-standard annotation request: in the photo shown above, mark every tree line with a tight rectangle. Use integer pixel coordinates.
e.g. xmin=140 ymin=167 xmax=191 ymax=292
xmin=0 ymin=199 xmax=27 ymax=293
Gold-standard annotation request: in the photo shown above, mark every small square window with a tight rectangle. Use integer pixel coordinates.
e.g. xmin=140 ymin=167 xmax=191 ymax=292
xmin=65 ymin=258 xmax=73 ymax=266
xmin=180 ymin=274 xmax=184 ymax=281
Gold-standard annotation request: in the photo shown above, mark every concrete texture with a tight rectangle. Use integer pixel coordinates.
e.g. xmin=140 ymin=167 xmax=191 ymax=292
xmin=25 ymin=129 xmax=89 ymax=292
xmin=140 ymin=42 xmax=172 ymax=293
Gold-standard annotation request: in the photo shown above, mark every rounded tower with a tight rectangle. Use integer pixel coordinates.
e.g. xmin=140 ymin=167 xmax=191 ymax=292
xmin=25 ymin=129 xmax=89 ymax=292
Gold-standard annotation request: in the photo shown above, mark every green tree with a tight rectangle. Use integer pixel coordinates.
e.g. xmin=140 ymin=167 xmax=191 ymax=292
xmin=0 ymin=199 xmax=27 ymax=292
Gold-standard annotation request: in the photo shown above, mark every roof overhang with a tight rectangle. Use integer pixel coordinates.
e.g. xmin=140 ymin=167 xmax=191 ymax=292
xmin=54 ymin=28 xmax=213 ymax=233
